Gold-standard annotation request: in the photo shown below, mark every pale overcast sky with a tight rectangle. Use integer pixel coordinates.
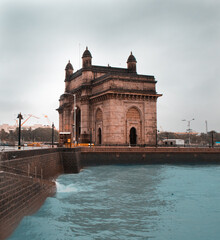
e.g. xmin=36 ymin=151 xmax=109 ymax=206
xmin=0 ymin=0 xmax=219 ymax=132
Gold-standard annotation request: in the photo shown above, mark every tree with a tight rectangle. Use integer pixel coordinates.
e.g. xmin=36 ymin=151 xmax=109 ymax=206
xmin=0 ymin=129 xmax=9 ymax=141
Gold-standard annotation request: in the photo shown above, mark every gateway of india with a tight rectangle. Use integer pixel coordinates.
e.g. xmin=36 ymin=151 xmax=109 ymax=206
xmin=57 ymin=47 xmax=162 ymax=146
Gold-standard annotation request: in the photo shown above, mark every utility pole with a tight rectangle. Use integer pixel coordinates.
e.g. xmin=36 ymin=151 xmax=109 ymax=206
xmin=182 ymin=118 xmax=195 ymax=145
xmin=211 ymin=131 xmax=215 ymax=148
xmin=17 ymin=113 xmax=23 ymax=150
xmin=205 ymin=120 xmax=208 ymax=134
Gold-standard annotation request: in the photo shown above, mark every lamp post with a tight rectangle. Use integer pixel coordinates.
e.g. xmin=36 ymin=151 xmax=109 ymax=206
xmin=52 ymin=122 xmax=54 ymax=148
xmin=89 ymin=128 xmax=93 ymax=147
xmin=182 ymin=118 xmax=195 ymax=145
xmin=210 ymin=130 xmax=215 ymax=148
xmin=156 ymin=130 xmax=160 ymax=147
xmin=17 ymin=113 xmax=23 ymax=150
xmin=64 ymin=92 xmax=76 ymax=146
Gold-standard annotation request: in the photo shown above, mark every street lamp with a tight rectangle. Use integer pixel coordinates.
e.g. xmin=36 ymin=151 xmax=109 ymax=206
xmin=52 ymin=122 xmax=54 ymax=148
xmin=17 ymin=113 xmax=23 ymax=150
xmin=182 ymin=118 xmax=195 ymax=145
xmin=210 ymin=130 xmax=215 ymax=148
xmin=64 ymin=92 xmax=76 ymax=146
xmin=156 ymin=130 xmax=160 ymax=147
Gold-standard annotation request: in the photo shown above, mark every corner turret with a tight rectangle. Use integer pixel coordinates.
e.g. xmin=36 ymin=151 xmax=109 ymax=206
xmin=127 ymin=52 xmax=137 ymax=73
xmin=82 ymin=47 xmax=92 ymax=68
xmin=65 ymin=60 xmax=74 ymax=80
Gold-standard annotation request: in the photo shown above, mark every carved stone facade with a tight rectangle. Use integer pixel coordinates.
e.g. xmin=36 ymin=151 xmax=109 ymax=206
xmin=57 ymin=47 xmax=162 ymax=145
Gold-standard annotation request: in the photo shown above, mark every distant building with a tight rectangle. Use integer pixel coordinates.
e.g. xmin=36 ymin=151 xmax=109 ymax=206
xmin=0 ymin=124 xmax=50 ymax=133
xmin=163 ymin=139 xmax=184 ymax=146
xmin=57 ymin=47 xmax=162 ymax=145
xmin=0 ymin=124 xmax=16 ymax=133
xmin=28 ymin=124 xmax=51 ymax=130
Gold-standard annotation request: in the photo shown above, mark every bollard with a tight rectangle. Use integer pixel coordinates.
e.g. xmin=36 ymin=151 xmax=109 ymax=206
xmin=41 ymin=168 xmax=43 ymax=180
xmin=35 ymin=166 xmax=37 ymax=178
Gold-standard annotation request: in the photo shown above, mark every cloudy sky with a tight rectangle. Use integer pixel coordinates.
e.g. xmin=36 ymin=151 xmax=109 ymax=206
xmin=0 ymin=0 xmax=219 ymax=132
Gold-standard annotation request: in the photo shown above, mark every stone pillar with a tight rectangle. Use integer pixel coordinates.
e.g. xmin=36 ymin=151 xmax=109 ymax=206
xmin=107 ymin=98 xmax=125 ymax=145
xmin=64 ymin=109 xmax=71 ymax=132
xmin=80 ymin=102 xmax=90 ymax=143
xmin=59 ymin=111 xmax=63 ymax=132
xmin=70 ymin=105 xmax=74 ymax=141
xmin=144 ymin=98 xmax=157 ymax=145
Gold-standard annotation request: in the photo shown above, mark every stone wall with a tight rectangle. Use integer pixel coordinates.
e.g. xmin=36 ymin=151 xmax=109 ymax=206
xmin=61 ymin=148 xmax=81 ymax=173
xmin=0 ymin=171 xmax=56 ymax=240
xmin=80 ymin=147 xmax=220 ymax=166
xmin=0 ymin=148 xmax=62 ymax=239
xmin=1 ymin=152 xmax=63 ymax=180
xmin=0 ymin=148 xmax=60 ymax=162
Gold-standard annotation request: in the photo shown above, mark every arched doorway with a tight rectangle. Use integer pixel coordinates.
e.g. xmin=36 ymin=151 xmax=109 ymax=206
xmin=76 ymin=108 xmax=81 ymax=142
xmin=95 ymin=108 xmax=103 ymax=145
xmin=126 ymin=107 xmax=141 ymax=144
xmin=130 ymin=127 xmax=137 ymax=145
xmin=98 ymin=128 xmax=102 ymax=145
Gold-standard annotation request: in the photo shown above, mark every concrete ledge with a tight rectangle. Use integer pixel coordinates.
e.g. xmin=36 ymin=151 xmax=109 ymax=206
xmin=80 ymin=146 xmax=220 ymax=153
xmin=0 ymin=148 xmax=60 ymax=162
xmin=78 ymin=147 xmax=220 ymax=167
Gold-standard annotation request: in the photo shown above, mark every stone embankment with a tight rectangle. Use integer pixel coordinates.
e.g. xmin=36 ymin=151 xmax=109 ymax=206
xmin=0 ymin=146 xmax=220 ymax=239
xmin=0 ymin=148 xmax=62 ymax=240
xmin=80 ymin=146 xmax=220 ymax=166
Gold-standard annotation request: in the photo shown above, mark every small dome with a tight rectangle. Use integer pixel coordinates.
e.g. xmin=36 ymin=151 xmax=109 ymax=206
xmin=127 ymin=52 xmax=137 ymax=63
xmin=82 ymin=46 xmax=92 ymax=58
xmin=65 ymin=60 xmax=73 ymax=70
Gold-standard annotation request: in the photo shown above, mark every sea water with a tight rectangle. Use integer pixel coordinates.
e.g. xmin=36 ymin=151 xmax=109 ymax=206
xmin=8 ymin=165 xmax=220 ymax=240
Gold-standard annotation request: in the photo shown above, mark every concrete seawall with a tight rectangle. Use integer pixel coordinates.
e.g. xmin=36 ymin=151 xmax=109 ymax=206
xmin=0 ymin=171 xmax=56 ymax=240
xmin=0 ymin=147 xmax=220 ymax=239
xmin=0 ymin=148 xmax=62 ymax=240
xmin=80 ymin=147 xmax=220 ymax=166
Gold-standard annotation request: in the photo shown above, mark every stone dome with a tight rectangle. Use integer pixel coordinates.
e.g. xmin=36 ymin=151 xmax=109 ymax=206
xmin=82 ymin=47 xmax=92 ymax=58
xmin=127 ymin=52 xmax=137 ymax=63
xmin=65 ymin=60 xmax=73 ymax=70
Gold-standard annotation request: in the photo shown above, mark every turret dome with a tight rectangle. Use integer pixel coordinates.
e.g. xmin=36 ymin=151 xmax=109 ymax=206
xmin=65 ymin=60 xmax=73 ymax=70
xmin=82 ymin=47 xmax=92 ymax=58
xmin=127 ymin=51 xmax=137 ymax=73
xmin=82 ymin=47 xmax=92 ymax=68
xmin=127 ymin=52 xmax=137 ymax=63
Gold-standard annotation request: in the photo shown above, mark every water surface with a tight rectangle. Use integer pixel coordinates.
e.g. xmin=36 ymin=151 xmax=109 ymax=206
xmin=8 ymin=165 xmax=220 ymax=240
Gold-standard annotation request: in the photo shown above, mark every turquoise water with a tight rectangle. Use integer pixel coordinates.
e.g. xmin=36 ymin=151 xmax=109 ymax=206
xmin=8 ymin=165 xmax=220 ymax=240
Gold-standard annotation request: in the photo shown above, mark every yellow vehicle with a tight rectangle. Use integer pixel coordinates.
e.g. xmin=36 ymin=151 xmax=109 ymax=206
xmin=27 ymin=142 xmax=42 ymax=147
xmin=59 ymin=132 xmax=94 ymax=148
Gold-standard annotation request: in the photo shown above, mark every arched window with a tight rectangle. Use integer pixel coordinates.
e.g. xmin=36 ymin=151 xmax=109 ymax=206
xmin=96 ymin=108 xmax=103 ymax=121
xmin=126 ymin=107 xmax=141 ymax=120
